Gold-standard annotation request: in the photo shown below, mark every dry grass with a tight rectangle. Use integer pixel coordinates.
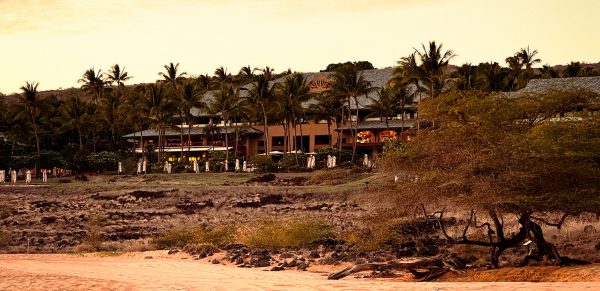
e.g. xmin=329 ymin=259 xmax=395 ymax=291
xmin=237 ymin=218 xmax=331 ymax=249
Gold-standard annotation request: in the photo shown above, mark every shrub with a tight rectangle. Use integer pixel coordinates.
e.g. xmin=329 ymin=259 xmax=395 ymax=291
xmin=248 ymin=155 xmax=277 ymax=173
xmin=87 ymin=151 xmax=119 ymax=172
xmin=237 ymin=218 xmax=331 ymax=248
xmin=153 ymin=225 xmax=235 ymax=248
xmin=278 ymin=153 xmax=307 ymax=171
xmin=315 ymin=147 xmax=352 ymax=164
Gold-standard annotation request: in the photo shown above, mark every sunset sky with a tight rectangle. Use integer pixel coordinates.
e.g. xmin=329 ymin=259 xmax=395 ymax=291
xmin=1 ymin=0 xmax=599 ymax=94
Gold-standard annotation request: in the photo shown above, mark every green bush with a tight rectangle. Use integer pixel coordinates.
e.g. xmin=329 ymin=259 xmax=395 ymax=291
xmin=153 ymin=225 xmax=235 ymax=248
xmin=248 ymin=155 xmax=277 ymax=173
xmin=237 ymin=218 xmax=331 ymax=248
xmin=278 ymin=153 xmax=307 ymax=171
xmin=315 ymin=147 xmax=352 ymax=164
xmin=87 ymin=151 xmax=119 ymax=172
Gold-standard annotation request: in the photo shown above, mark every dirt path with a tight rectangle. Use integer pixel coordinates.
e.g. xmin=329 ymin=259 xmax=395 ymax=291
xmin=1 ymin=253 xmax=599 ymax=290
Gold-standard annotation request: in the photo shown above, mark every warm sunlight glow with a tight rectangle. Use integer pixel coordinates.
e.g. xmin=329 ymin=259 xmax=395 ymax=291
xmin=1 ymin=0 xmax=599 ymax=93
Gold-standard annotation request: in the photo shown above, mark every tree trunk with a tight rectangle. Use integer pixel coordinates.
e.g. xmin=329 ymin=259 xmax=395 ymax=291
xmin=224 ymin=119 xmax=229 ymax=171
xmin=327 ymin=119 xmax=332 ymax=147
xmin=262 ymin=107 xmax=269 ymax=154
xmin=78 ymin=127 xmax=83 ymax=151
xmin=187 ymin=116 xmax=192 ymax=158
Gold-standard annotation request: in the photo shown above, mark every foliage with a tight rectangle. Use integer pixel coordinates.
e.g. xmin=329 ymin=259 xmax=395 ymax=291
xmin=153 ymin=225 xmax=235 ymax=248
xmin=87 ymin=151 xmax=119 ymax=172
xmin=278 ymin=153 xmax=307 ymax=171
xmin=314 ymin=147 xmax=352 ymax=164
xmin=248 ymin=155 xmax=277 ymax=173
xmin=237 ymin=218 xmax=331 ymax=248
xmin=322 ymin=61 xmax=375 ymax=72
xmin=391 ymin=89 xmax=600 ymax=214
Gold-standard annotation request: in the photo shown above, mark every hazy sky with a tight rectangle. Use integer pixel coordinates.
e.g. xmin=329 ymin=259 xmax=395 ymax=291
xmin=1 ymin=0 xmax=599 ymax=94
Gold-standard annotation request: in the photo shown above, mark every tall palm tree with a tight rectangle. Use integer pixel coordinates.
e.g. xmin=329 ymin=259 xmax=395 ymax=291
xmin=59 ymin=94 xmax=90 ymax=150
xmin=239 ymin=72 xmax=276 ymax=154
xmin=78 ymin=68 xmax=108 ymax=152
xmin=414 ymin=41 xmax=456 ymax=99
xmin=308 ymin=94 xmax=344 ymax=147
xmin=146 ymin=83 xmax=175 ymax=162
xmin=107 ymin=64 xmax=132 ymax=88
xmin=14 ymin=82 xmax=43 ymax=161
xmin=214 ymin=67 xmax=232 ymax=85
xmin=209 ymin=84 xmax=243 ymax=165
xmin=366 ymin=88 xmax=395 ymax=132
xmin=478 ymin=62 xmax=509 ymax=92
xmin=121 ymin=85 xmax=150 ymax=158
xmin=517 ymin=46 xmax=541 ymax=71
xmin=238 ymin=65 xmax=255 ymax=83
xmin=330 ymin=64 xmax=375 ymax=161
xmin=159 ymin=62 xmax=187 ymax=88
xmin=276 ymin=73 xmax=311 ymax=155
xmin=159 ymin=62 xmax=187 ymax=158
xmin=179 ymin=82 xmax=206 ymax=156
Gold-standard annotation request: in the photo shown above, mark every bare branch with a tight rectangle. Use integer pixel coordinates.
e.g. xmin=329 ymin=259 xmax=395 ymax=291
xmin=530 ymin=213 xmax=569 ymax=229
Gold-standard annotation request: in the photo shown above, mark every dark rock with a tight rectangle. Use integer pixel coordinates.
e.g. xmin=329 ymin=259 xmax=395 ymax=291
xmin=270 ymin=266 xmax=285 ymax=271
xmin=595 ymin=242 xmax=600 ymax=251
xmin=211 ymin=259 xmax=220 ymax=264
xmin=168 ymin=249 xmax=179 ymax=255
xmin=234 ymin=257 xmax=244 ymax=265
xmin=280 ymin=252 xmax=294 ymax=259
xmin=308 ymin=251 xmax=320 ymax=259
xmin=245 ymin=174 xmax=276 ymax=183
xmin=144 ymin=256 xmax=153 ymax=259
xmin=296 ymin=262 xmax=309 ymax=271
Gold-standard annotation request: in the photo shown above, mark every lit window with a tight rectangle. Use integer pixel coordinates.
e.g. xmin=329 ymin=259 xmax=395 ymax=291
xmin=357 ymin=131 xmax=375 ymax=143
xmin=378 ymin=130 xmax=398 ymax=142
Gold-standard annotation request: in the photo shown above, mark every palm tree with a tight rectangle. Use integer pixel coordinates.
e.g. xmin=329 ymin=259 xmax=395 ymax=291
xmin=159 ymin=62 xmax=187 ymax=88
xmin=308 ymin=94 xmax=344 ymax=147
xmin=563 ymin=62 xmax=582 ymax=77
xmin=179 ymin=82 xmax=205 ymax=156
xmin=517 ymin=46 xmax=541 ymax=71
xmin=238 ymin=66 xmax=255 ymax=83
xmin=239 ymin=72 xmax=276 ymax=154
xmin=478 ymin=62 xmax=509 ymax=92
xmin=14 ymin=82 xmax=43 ymax=161
xmin=59 ymin=94 xmax=90 ymax=150
xmin=100 ymin=90 xmax=122 ymax=146
xmin=79 ymin=68 xmax=108 ymax=152
xmin=214 ymin=67 xmax=232 ymax=85
xmin=121 ymin=85 xmax=150 ymax=158
xmin=146 ymin=83 xmax=175 ymax=162
xmin=160 ymin=62 xmax=187 ymax=158
xmin=414 ymin=41 xmax=456 ymax=99
xmin=330 ymin=64 xmax=375 ymax=161
xmin=276 ymin=73 xmax=311 ymax=156
xmin=366 ymin=88 xmax=395 ymax=132
xmin=209 ymin=84 xmax=243 ymax=165
xmin=107 ymin=64 xmax=132 ymax=88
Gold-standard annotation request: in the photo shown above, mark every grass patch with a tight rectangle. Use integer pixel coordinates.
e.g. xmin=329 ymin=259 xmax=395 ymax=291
xmin=237 ymin=218 xmax=331 ymax=248
xmin=153 ymin=225 xmax=235 ymax=248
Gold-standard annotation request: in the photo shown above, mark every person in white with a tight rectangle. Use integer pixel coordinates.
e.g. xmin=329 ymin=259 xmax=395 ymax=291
xmin=332 ymin=156 xmax=337 ymax=167
xmin=0 ymin=170 xmax=5 ymax=183
xmin=118 ymin=162 xmax=123 ymax=174
xmin=193 ymin=160 xmax=198 ymax=173
xmin=242 ymin=161 xmax=247 ymax=172
xmin=25 ymin=170 xmax=32 ymax=184
xmin=42 ymin=170 xmax=48 ymax=183
xmin=11 ymin=170 xmax=17 ymax=183
xmin=164 ymin=161 xmax=169 ymax=173
xmin=224 ymin=159 xmax=228 ymax=172
xmin=327 ymin=155 xmax=332 ymax=168
xmin=205 ymin=161 xmax=210 ymax=172
xmin=137 ymin=161 xmax=142 ymax=174
xmin=142 ymin=160 xmax=147 ymax=174
xmin=235 ymin=159 xmax=240 ymax=172
xmin=363 ymin=154 xmax=369 ymax=167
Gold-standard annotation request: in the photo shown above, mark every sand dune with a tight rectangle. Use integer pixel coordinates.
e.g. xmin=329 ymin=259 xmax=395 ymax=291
xmin=0 ymin=252 xmax=599 ymax=291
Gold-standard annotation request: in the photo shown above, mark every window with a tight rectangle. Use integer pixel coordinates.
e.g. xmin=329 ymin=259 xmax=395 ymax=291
xmin=315 ymin=135 xmax=330 ymax=145
xmin=272 ymin=136 xmax=284 ymax=146
xmin=378 ymin=130 xmax=398 ymax=142
xmin=357 ymin=131 xmax=375 ymax=143
xmin=258 ymin=140 xmax=264 ymax=147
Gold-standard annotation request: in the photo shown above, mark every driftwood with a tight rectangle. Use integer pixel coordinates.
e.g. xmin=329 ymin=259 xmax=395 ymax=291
xmin=328 ymin=254 xmax=465 ymax=281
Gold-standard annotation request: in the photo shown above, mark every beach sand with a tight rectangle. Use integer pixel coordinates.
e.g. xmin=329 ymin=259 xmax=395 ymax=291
xmin=1 ymin=252 xmax=599 ymax=290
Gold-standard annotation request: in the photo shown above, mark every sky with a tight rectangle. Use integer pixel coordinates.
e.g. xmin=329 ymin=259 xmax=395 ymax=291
xmin=1 ymin=0 xmax=599 ymax=94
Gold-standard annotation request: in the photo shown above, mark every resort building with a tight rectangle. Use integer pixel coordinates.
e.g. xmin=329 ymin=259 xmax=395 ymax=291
xmin=123 ymin=67 xmax=419 ymax=160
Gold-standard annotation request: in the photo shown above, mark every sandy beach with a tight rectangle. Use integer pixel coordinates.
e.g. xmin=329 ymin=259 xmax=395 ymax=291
xmin=0 ymin=252 xmax=599 ymax=291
